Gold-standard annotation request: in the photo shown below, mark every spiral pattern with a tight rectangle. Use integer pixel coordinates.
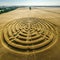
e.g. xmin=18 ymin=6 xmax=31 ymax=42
xmin=1 ymin=18 xmax=58 ymax=55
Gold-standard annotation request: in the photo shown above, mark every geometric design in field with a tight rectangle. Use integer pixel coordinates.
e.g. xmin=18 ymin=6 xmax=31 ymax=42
xmin=1 ymin=17 xmax=58 ymax=55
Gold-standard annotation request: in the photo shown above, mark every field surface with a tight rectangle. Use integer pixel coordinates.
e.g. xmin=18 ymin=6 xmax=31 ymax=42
xmin=0 ymin=7 xmax=60 ymax=60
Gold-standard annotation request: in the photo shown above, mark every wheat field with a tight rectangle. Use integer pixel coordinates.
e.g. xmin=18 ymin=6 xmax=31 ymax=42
xmin=0 ymin=7 xmax=60 ymax=60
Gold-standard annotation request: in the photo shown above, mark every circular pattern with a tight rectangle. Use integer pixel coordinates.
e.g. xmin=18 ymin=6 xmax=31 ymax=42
xmin=1 ymin=17 xmax=58 ymax=55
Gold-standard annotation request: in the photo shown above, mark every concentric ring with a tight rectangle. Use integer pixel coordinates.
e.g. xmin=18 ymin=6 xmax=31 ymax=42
xmin=1 ymin=17 xmax=58 ymax=55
